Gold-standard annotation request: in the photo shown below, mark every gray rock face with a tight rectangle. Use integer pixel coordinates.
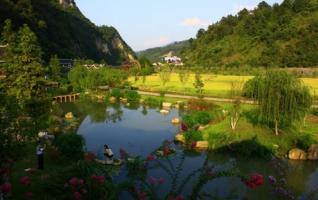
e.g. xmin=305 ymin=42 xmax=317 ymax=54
xmin=59 ymin=0 xmax=76 ymax=8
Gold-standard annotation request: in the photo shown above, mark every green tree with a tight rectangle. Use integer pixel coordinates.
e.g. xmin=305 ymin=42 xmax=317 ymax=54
xmin=178 ymin=69 xmax=190 ymax=94
xmin=248 ymin=71 xmax=312 ymax=135
xmin=193 ymin=73 xmax=204 ymax=97
xmin=68 ymin=64 xmax=89 ymax=92
xmin=15 ymin=24 xmax=42 ymax=65
xmin=1 ymin=19 xmax=16 ymax=60
xmin=49 ymin=55 xmax=61 ymax=81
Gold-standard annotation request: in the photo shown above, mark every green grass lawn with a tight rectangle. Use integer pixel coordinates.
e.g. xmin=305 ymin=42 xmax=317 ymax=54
xmin=130 ymin=73 xmax=318 ymax=99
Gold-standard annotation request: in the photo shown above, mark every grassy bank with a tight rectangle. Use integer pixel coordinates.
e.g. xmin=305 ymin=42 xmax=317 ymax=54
xmin=130 ymin=73 xmax=318 ymax=99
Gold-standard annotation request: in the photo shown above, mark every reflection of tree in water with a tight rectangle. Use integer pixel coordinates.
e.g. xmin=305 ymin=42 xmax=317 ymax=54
xmin=142 ymin=105 xmax=148 ymax=116
xmin=105 ymin=104 xmax=123 ymax=123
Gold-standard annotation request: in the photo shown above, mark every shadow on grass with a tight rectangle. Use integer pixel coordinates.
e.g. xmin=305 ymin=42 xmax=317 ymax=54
xmin=214 ymin=137 xmax=273 ymax=160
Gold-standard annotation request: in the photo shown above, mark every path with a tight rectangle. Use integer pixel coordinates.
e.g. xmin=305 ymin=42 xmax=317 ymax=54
xmin=137 ymin=90 xmax=318 ymax=108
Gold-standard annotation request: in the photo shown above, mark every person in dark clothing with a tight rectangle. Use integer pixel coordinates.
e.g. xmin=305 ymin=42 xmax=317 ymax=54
xmin=36 ymin=141 xmax=46 ymax=170
xmin=103 ymin=145 xmax=114 ymax=164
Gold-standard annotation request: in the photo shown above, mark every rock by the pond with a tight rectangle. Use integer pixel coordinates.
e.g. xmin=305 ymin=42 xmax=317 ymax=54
xmin=289 ymin=148 xmax=307 ymax=160
xmin=175 ymin=134 xmax=185 ymax=143
xmin=162 ymin=102 xmax=172 ymax=108
xmin=171 ymin=117 xmax=181 ymax=124
xmin=307 ymin=144 xmax=318 ymax=160
xmin=120 ymin=98 xmax=128 ymax=103
xmin=160 ymin=110 xmax=169 ymax=115
xmin=109 ymin=96 xmax=116 ymax=103
xmin=195 ymin=141 xmax=209 ymax=150
xmin=96 ymin=95 xmax=104 ymax=100
xmin=198 ymin=125 xmax=209 ymax=131
xmin=65 ymin=112 xmax=74 ymax=119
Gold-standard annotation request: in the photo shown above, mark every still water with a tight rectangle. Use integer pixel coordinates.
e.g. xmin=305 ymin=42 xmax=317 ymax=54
xmin=61 ymin=100 xmax=318 ymax=199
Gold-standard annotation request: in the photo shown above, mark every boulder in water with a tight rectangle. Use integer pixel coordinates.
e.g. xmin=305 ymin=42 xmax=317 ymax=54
xmin=307 ymin=144 xmax=318 ymax=160
xmin=65 ymin=112 xmax=74 ymax=119
xmin=171 ymin=117 xmax=181 ymax=124
xmin=289 ymin=148 xmax=307 ymax=160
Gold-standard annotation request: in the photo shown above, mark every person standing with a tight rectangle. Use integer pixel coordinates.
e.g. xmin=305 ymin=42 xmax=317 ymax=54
xmin=36 ymin=141 xmax=46 ymax=170
xmin=103 ymin=145 xmax=114 ymax=164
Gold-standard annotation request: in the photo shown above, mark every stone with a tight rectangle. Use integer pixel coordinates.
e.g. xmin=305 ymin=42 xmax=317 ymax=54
xmin=175 ymin=134 xmax=185 ymax=144
xmin=120 ymin=98 xmax=128 ymax=103
xmin=96 ymin=95 xmax=104 ymax=100
xmin=160 ymin=110 xmax=169 ymax=115
xmin=198 ymin=125 xmax=209 ymax=131
xmin=288 ymin=148 xmax=307 ymax=160
xmin=162 ymin=102 xmax=172 ymax=109
xmin=307 ymin=144 xmax=318 ymax=160
xmin=65 ymin=112 xmax=74 ymax=119
xmin=109 ymin=96 xmax=116 ymax=103
xmin=195 ymin=141 xmax=209 ymax=150
xmin=171 ymin=117 xmax=181 ymax=124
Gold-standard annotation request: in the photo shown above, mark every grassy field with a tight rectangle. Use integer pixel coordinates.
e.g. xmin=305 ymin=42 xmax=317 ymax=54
xmin=130 ymin=73 xmax=318 ymax=99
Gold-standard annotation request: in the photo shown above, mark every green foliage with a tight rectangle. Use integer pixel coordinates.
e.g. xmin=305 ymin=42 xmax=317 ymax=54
xmin=55 ymin=133 xmax=85 ymax=161
xmin=0 ymin=0 xmax=135 ymax=65
xmin=49 ymin=55 xmax=61 ymax=81
xmin=294 ymin=134 xmax=316 ymax=150
xmin=68 ymin=65 xmax=128 ymax=92
xmin=137 ymin=40 xmax=190 ymax=62
xmin=184 ymin=130 xmax=203 ymax=143
xmin=124 ymin=90 xmax=140 ymax=103
xmin=143 ymin=97 xmax=162 ymax=108
xmin=247 ymin=71 xmax=313 ymax=135
xmin=183 ymin=0 xmax=318 ymax=68
xmin=312 ymin=108 xmax=318 ymax=116
xmin=182 ymin=111 xmax=212 ymax=128
xmin=110 ymin=88 xmax=123 ymax=100
xmin=193 ymin=73 xmax=204 ymax=97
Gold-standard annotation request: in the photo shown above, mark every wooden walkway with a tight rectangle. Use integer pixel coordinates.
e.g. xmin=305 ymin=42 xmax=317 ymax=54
xmin=53 ymin=93 xmax=80 ymax=102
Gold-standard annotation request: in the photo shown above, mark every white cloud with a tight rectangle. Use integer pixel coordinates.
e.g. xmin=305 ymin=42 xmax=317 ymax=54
xmin=181 ymin=17 xmax=210 ymax=27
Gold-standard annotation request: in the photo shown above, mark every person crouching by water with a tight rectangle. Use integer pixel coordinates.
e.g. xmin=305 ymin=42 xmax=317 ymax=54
xmin=36 ymin=141 xmax=46 ymax=170
xmin=104 ymin=145 xmax=114 ymax=164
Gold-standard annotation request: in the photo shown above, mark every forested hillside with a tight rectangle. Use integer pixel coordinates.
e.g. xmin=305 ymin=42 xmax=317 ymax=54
xmin=182 ymin=0 xmax=318 ymax=68
xmin=0 ymin=0 xmax=136 ymax=65
xmin=137 ymin=40 xmax=189 ymax=62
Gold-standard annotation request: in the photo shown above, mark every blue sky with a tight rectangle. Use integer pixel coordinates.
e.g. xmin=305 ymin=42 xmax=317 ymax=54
xmin=76 ymin=0 xmax=283 ymax=51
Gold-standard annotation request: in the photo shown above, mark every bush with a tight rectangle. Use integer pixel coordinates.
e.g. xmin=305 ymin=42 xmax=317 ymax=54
xmin=143 ymin=97 xmax=162 ymax=108
xmin=207 ymin=131 xmax=234 ymax=149
xmin=184 ymin=130 xmax=203 ymax=144
xmin=294 ymin=134 xmax=316 ymax=150
xmin=110 ymin=88 xmax=123 ymax=100
xmin=182 ymin=111 xmax=213 ymax=128
xmin=188 ymin=99 xmax=216 ymax=111
xmin=125 ymin=90 xmax=141 ymax=103
xmin=55 ymin=133 xmax=85 ymax=160
xmin=312 ymin=108 xmax=318 ymax=116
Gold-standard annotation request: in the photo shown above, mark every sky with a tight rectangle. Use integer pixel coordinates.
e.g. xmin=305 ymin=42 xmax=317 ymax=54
xmin=76 ymin=0 xmax=283 ymax=51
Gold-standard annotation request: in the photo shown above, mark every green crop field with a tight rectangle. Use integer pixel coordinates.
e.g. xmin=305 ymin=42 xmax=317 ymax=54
xmin=130 ymin=73 xmax=318 ymax=99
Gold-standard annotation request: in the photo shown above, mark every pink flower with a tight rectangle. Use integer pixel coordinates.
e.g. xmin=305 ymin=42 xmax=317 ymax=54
xmin=78 ymin=179 xmax=84 ymax=185
xmin=242 ymin=174 xmax=264 ymax=189
xmin=19 ymin=176 xmax=31 ymax=186
xmin=73 ymin=191 xmax=82 ymax=200
xmin=97 ymin=176 xmax=105 ymax=184
xmin=24 ymin=191 xmax=33 ymax=198
xmin=191 ymin=142 xmax=197 ymax=149
xmin=148 ymin=176 xmax=157 ymax=185
xmin=158 ymin=177 xmax=165 ymax=184
xmin=1 ymin=182 xmax=12 ymax=194
xmin=137 ymin=191 xmax=147 ymax=200
xmin=69 ymin=177 xmax=78 ymax=186
xmin=147 ymin=154 xmax=154 ymax=161
xmin=181 ymin=123 xmax=188 ymax=132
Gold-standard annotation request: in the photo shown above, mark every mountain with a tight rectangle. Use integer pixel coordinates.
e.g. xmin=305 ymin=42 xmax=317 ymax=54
xmin=182 ymin=0 xmax=318 ymax=68
xmin=137 ymin=40 xmax=190 ymax=63
xmin=0 ymin=0 xmax=137 ymax=65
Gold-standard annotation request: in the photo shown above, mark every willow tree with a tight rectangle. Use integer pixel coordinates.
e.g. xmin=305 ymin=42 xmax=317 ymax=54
xmin=248 ymin=71 xmax=312 ymax=135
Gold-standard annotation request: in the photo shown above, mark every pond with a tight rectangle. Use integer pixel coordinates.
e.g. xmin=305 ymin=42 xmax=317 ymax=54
xmin=60 ymin=100 xmax=318 ymax=200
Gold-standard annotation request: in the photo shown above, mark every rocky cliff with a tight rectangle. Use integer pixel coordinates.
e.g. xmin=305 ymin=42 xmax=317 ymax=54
xmin=0 ymin=0 xmax=137 ymax=65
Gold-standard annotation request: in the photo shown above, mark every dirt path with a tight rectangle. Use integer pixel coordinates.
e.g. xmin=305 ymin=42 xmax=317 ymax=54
xmin=137 ymin=90 xmax=318 ymax=108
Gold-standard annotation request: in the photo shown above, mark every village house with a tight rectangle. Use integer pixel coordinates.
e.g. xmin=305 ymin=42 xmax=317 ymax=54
xmin=161 ymin=51 xmax=183 ymax=66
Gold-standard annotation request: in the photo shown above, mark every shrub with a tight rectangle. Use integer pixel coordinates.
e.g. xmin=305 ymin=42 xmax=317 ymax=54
xmin=184 ymin=130 xmax=203 ymax=144
xmin=312 ymin=108 xmax=318 ymax=116
xmin=188 ymin=99 xmax=216 ymax=111
xmin=207 ymin=132 xmax=234 ymax=149
xmin=294 ymin=134 xmax=316 ymax=150
xmin=125 ymin=90 xmax=141 ymax=103
xmin=55 ymin=133 xmax=85 ymax=160
xmin=143 ymin=97 xmax=162 ymax=108
xmin=195 ymin=111 xmax=211 ymax=125
xmin=110 ymin=88 xmax=123 ymax=100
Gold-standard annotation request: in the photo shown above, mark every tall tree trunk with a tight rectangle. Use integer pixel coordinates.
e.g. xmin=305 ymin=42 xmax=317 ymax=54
xmin=275 ymin=120 xmax=279 ymax=136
